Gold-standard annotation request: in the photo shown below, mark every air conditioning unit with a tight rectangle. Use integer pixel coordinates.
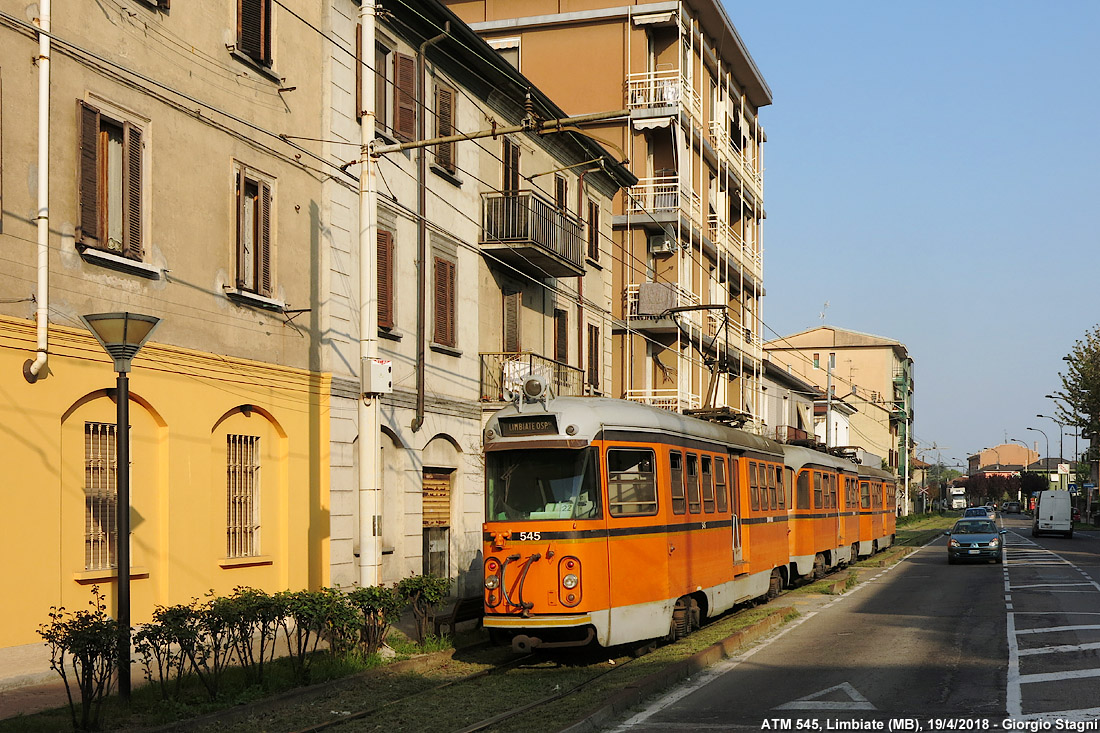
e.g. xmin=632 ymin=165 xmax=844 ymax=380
xmin=647 ymin=233 xmax=677 ymax=255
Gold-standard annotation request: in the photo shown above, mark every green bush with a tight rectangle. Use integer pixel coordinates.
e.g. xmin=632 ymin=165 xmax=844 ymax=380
xmin=347 ymin=585 xmax=405 ymax=655
xmin=37 ymin=586 xmax=118 ymax=731
xmin=396 ymin=574 xmax=451 ymax=644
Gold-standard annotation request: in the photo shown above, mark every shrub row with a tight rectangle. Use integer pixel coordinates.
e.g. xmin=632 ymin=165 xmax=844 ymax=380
xmin=38 ymin=575 xmax=451 ymax=730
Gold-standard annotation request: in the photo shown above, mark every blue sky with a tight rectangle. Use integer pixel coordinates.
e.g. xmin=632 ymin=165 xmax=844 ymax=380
xmin=728 ymin=1 xmax=1100 ymax=465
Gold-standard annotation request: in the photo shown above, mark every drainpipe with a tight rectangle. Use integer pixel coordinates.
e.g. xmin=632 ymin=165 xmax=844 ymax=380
xmin=410 ymin=22 xmax=449 ymax=433
xmin=24 ymin=0 xmax=50 ymax=383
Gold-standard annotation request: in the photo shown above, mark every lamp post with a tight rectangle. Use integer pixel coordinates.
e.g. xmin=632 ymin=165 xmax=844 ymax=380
xmin=81 ymin=312 xmax=161 ymax=702
xmin=1037 ymin=414 xmax=1067 ymax=490
xmin=1026 ymin=426 xmax=1051 ymax=492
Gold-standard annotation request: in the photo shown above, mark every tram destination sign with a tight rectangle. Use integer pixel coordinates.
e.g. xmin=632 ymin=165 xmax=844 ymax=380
xmin=498 ymin=415 xmax=559 ymax=437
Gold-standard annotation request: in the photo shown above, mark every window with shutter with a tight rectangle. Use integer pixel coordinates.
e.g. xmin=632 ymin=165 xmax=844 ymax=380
xmin=433 ymin=256 xmax=456 ymax=347
xmin=587 ymin=200 xmax=600 ymax=260
xmin=374 ymin=42 xmax=390 ymax=131
xmin=235 ymin=163 xmax=275 ymax=298
xmin=76 ymin=100 xmax=144 ymax=262
xmin=503 ymin=290 xmax=521 ymax=353
xmin=394 ymin=53 xmax=416 ymax=142
xmin=553 ymin=308 xmax=568 ymax=362
xmin=435 ymin=83 xmax=456 ymax=172
xmin=587 ymin=324 xmax=599 ymax=389
xmin=377 ymin=229 xmax=394 ymax=328
xmin=237 ymin=0 xmax=272 ymax=67
xmin=84 ymin=422 xmax=117 ymax=571
xmin=502 ymin=138 xmax=521 ymax=191
xmin=226 ymin=434 xmax=261 ymax=558
xmin=554 ymin=174 xmax=568 ymax=212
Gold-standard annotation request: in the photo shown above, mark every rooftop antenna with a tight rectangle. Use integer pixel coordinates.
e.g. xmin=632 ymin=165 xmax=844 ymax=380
xmin=819 ymin=301 xmax=830 ymax=326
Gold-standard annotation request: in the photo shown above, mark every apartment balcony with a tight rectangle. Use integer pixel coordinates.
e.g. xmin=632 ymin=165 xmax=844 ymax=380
xmin=625 ymin=388 xmax=701 ymax=414
xmin=479 ymin=352 xmax=585 ymax=402
xmin=706 ymin=214 xmax=763 ymax=283
xmin=481 ymin=191 xmax=584 ymax=278
xmin=624 ymin=282 xmax=703 ymax=333
xmin=707 ymin=120 xmax=763 ymax=196
xmin=625 ymin=175 xmax=702 ymax=223
xmin=776 ymin=425 xmax=812 ymax=444
xmin=626 ymin=70 xmax=702 ymax=124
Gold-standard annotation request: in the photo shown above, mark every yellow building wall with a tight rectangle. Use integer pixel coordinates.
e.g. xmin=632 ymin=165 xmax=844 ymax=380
xmin=0 ymin=316 xmax=330 ymax=652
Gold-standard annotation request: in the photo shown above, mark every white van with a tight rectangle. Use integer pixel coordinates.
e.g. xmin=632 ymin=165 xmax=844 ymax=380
xmin=1032 ymin=490 xmax=1073 ymax=538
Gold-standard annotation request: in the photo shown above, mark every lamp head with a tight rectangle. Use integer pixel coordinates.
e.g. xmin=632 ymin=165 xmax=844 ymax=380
xmin=81 ymin=312 xmax=161 ymax=373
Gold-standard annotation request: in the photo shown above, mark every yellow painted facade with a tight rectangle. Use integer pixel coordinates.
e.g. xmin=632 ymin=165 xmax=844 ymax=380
xmin=0 ymin=315 xmax=330 ymax=656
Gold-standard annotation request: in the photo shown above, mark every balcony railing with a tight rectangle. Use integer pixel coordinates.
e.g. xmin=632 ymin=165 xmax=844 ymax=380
xmin=708 ymin=119 xmax=763 ymax=193
xmin=626 ymin=70 xmax=702 ymax=123
xmin=481 ymin=191 xmax=584 ymax=278
xmin=626 ymin=175 xmax=702 ymax=222
xmin=479 ymin=352 xmax=585 ymax=402
xmin=707 ymin=214 xmax=763 ymax=282
xmin=776 ymin=425 xmax=812 ymax=443
xmin=625 ymin=388 xmax=700 ymax=413
xmin=624 ymin=282 xmax=703 ymax=330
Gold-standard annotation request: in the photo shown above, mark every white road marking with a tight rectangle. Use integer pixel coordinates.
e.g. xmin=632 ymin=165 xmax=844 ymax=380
xmin=1016 ymin=641 xmax=1100 ymax=656
xmin=774 ymin=682 xmax=876 ymax=711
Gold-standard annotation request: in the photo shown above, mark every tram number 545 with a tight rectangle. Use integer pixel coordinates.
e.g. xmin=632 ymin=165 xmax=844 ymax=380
xmin=518 ymin=532 xmax=541 ymax=541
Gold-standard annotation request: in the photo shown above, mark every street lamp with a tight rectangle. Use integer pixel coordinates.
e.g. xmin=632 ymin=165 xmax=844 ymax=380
xmin=1026 ymin=426 xmax=1051 ymax=491
xmin=1037 ymin=414 xmax=1064 ymax=461
xmin=80 ymin=312 xmax=161 ymax=702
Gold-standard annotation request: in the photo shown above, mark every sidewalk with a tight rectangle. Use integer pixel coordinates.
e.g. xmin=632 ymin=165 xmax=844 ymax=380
xmin=0 ymin=678 xmax=69 ymax=721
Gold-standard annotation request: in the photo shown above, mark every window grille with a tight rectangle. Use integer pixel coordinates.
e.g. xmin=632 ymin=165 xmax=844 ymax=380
xmin=227 ymin=434 xmax=261 ymax=558
xmin=85 ymin=422 xmax=117 ymax=570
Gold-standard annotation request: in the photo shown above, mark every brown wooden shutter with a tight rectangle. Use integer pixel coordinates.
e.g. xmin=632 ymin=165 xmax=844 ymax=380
xmin=433 ymin=257 xmax=455 ymax=347
xmin=355 ymin=23 xmax=362 ymax=122
xmin=122 ymin=122 xmax=143 ymax=260
xmin=503 ymin=138 xmax=520 ymax=191
xmin=503 ymin=290 xmax=521 ymax=353
xmin=587 ymin=324 xmax=599 ymax=388
xmin=554 ymin=308 xmax=568 ymax=362
xmin=394 ymin=52 xmax=416 ymax=142
xmin=238 ymin=0 xmax=267 ymax=64
xmin=77 ymin=100 xmax=100 ymax=248
xmin=235 ymin=169 xmax=247 ymax=289
xmin=259 ymin=180 xmax=272 ymax=296
xmin=555 ymin=174 xmax=567 ymax=212
xmin=422 ymin=470 xmax=451 ymax=527
xmin=377 ymin=229 xmax=394 ymax=328
xmin=587 ymin=200 xmax=600 ymax=260
xmin=435 ymin=84 xmax=455 ymax=172
xmin=375 ymin=44 xmax=388 ymax=133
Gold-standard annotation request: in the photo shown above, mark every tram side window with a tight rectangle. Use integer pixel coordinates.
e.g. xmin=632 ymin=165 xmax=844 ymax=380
xmin=748 ymin=461 xmax=760 ymax=511
xmin=775 ymin=466 xmax=785 ymax=509
xmin=813 ymin=471 xmax=823 ymax=509
xmin=860 ymin=481 xmax=870 ymax=509
xmin=797 ymin=470 xmax=810 ymax=509
xmin=872 ymin=482 xmax=881 ymax=509
xmin=669 ymin=450 xmax=686 ymax=515
xmin=607 ymin=448 xmax=658 ymax=517
xmin=829 ymin=474 xmax=838 ymax=509
xmin=686 ymin=453 xmax=701 ymax=513
xmin=715 ymin=457 xmax=728 ymax=513
xmin=767 ymin=463 xmax=777 ymax=510
xmin=701 ymin=456 xmax=715 ymax=513
xmin=888 ymin=485 xmax=896 ymax=510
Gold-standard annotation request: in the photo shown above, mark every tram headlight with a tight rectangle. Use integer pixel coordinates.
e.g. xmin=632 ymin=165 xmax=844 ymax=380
xmin=562 ymin=573 xmax=579 ymax=589
xmin=484 ymin=574 xmax=500 ymax=590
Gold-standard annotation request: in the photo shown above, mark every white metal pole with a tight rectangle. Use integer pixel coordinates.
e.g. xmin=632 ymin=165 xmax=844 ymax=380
xmin=357 ymin=1 xmax=382 ymax=588
xmin=26 ymin=0 xmax=51 ymax=382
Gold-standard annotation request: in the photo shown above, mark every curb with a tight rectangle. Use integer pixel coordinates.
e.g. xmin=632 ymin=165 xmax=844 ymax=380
xmin=559 ymin=607 xmax=795 ymax=733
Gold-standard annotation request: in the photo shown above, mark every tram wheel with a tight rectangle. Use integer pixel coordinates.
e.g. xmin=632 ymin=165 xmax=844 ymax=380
xmin=671 ymin=596 xmax=691 ymax=640
xmin=766 ymin=569 xmax=783 ymax=600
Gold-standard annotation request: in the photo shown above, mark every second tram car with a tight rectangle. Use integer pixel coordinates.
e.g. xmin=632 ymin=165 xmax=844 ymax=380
xmin=481 ymin=386 xmax=896 ymax=652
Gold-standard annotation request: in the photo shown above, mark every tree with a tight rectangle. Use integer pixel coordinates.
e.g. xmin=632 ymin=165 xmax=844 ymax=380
xmin=1055 ymin=325 xmax=1100 ymax=442
xmin=1020 ymin=471 xmax=1048 ymax=496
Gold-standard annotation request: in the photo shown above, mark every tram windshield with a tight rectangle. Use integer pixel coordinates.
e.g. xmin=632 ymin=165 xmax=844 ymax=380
xmin=486 ymin=448 xmax=601 ymax=521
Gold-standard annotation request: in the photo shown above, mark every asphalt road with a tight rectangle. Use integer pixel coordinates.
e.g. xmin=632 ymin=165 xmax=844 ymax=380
xmin=607 ymin=514 xmax=1100 ymax=731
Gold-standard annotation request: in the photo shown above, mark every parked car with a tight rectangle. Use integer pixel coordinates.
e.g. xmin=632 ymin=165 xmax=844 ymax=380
xmin=1002 ymin=501 xmax=1022 ymax=514
xmin=1072 ymin=507 xmax=1081 ymax=523
xmin=946 ymin=519 xmax=1006 ymax=564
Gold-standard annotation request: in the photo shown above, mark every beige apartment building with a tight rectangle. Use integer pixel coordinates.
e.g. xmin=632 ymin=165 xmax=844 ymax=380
xmin=444 ymin=0 xmax=771 ymax=420
xmin=320 ymin=0 xmax=634 ymax=595
xmin=0 ymin=0 xmax=328 ymax=685
xmin=764 ymin=327 xmax=915 ymax=499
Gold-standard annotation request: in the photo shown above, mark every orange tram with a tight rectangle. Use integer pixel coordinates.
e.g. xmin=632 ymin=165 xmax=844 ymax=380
xmin=481 ymin=394 xmax=897 ymax=653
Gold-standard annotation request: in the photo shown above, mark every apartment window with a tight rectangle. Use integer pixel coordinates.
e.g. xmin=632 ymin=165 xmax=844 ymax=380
xmin=586 ymin=324 xmax=599 ymax=389
xmin=235 ymin=164 xmax=273 ymax=297
xmin=433 ymin=256 xmax=456 ymax=347
xmin=434 ymin=83 xmax=456 ymax=173
xmin=377 ymin=229 xmax=394 ymax=328
xmin=586 ymin=200 xmax=600 ymax=260
xmin=502 ymin=138 xmax=521 ymax=192
xmin=374 ymin=41 xmax=390 ymax=130
xmin=488 ymin=38 xmax=520 ymax=70
xmin=77 ymin=101 xmax=144 ymax=261
xmin=394 ymin=52 xmax=416 ymax=142
xmin=237 ymin=0 xmax=272 ymax=67
xmin=227 ymin=434 xmax=261 ymax=558
xmin=554 ymin=174 xmax=568 ymax=212
xmin=813 ymin=353 xmax=820 ymax=369
xmin=503 ymin=290 xmax=521 ymax=353
xmin=553 ymin=308 xmax=568 ymax=362
xmin=85 ymin=422 xmax=118 ymax=571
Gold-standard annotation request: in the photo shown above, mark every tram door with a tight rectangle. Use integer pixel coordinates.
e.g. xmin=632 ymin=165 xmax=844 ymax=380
xmin=729 ymin=455 xmax=742 ymax=563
